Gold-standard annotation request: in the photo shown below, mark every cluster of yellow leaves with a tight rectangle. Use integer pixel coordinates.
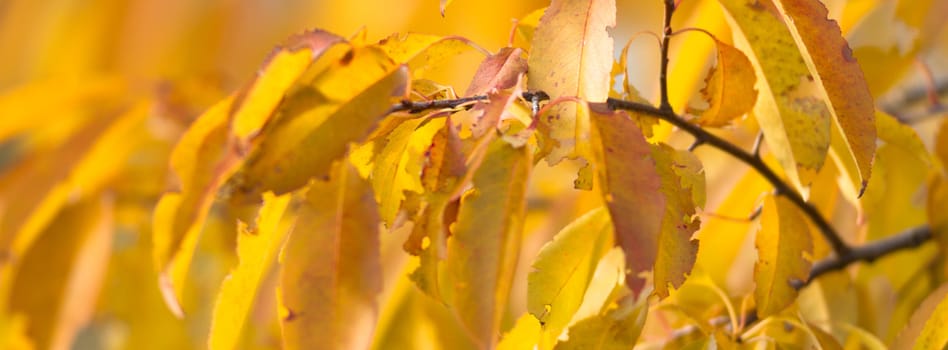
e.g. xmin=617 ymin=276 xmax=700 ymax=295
xmin=3 ymin=0 xmax=948 ymax=349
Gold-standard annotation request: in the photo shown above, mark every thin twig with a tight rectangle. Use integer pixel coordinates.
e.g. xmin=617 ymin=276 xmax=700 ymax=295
xmin=600 ymin=98 xmax=852 ymax=256
xmin=659 ymin=0 xmax=676 ymax=112
xmin=793 ymin=225 xmax=932 ymax=289
xmin=751 ymin=131 xmax=764 ymax=159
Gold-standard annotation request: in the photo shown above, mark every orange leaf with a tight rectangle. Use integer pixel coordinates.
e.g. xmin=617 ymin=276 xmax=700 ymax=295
xmin=279 ymin=161 xmax=382 ymax=350
xmin=690 ymin=38 xmax=758 ymax=127
xmin=775 ymin=0 xmax=877 ymax=197
xmin=441 ymin=138 xmax=531 ymax=348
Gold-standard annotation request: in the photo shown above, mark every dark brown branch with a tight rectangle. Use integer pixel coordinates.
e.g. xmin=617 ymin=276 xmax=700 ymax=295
xmin=659 ymin=0 xmax=676 ymax=112
xmin=389 ymin=91 xmax=549 ymax=114
xmin=669 ymin=225 xmax=932 ymax=343
xmin=793 ymin=224 xmax=932 ymax=289
xmin=601 ymin=98 xmax=852 ymax=255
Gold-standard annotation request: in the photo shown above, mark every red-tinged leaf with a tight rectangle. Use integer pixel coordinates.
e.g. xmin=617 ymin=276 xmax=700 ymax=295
xmin=207 ymin=192 xmax=292 ymax=350
xmin=689 ymin=39 xmax=758 ymax=127
xmin=230 ymin=30 xmax=344 ymax=143
xmin=717 ymin=0 xmax=832 ymax=190
xmin=591 ymin=108 xmax=665 ymax=296
xmin=528 ymin=0 xmax=615 ymax=164
xmin=279 ymin=161 xmax=382 ymax=350
xmin=465 ymin=47 xmax=528 ymax=96
xmin=239 ymin=47 xmax=409 ymax=196
xmin=441 ymin=138 xmax=531 ymax=348
xmin=774 ymin=0 xmax=876 ymax=197
xmin=7 ymin=195 xmax=113 ymax=350
xmin=755 ymin=194 xmax=813 ymax=318
xmin=406 ymin=118 xmax=468 ymax=300
xmin=650 ymin=144 xmax=702 ymax=297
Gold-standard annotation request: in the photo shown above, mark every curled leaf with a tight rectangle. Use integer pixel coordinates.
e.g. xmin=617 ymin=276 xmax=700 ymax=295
xmin=689 ymin=37 xmax=758 ymax=127
xmin=754 ymin=194 xmax=813 ymax=318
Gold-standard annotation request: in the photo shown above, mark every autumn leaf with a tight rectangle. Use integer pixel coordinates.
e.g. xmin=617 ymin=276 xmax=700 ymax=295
xmin=152 ymin=97 xmax=239 ymax=317
xmin=774 ymin=0 xmax=877 ymax=197
xmin=371 ymin=117 xmax=444 ymax=227
xmin=207 ymin=192 xmax=292 ymax=350
xmin=238 ymin=47 xmax=409 ymax=196
xmin=528 ymin=0 xmax=615 ymax=164
xmin=689 ymin=37 xmax=758 ymax=127
xmin=377 ymin=33 xmax=484 ymax=79
xmin=528 ymin=208 xmax=612 ymax=343
xmin=279 ymin=161 xmax=382 ymax=350
xmin=893 ymin=282 xmax=948 ymax=350
xmin=591 ymin=107 xmax=665 ymax=295
xmin=555 ymin=297 xmax=648 ymax=350
xmin=650 ymin=144 xmax=702 ymax=297
xmin=717 ymin=0 xmax=832 ymax=190
xmin=465 ymin=47 xmax=528 ymax=96
xmin=6 ymin=196 xmax=112 ymax=350
xmin=230 ymin=30 xmax=345 ymax=143
xmin=497 ymin=314 xmax=542 ymax=350
xmin=755 ymin=194 xmax=813 ymax=318
xmin=441 ymin=138 xmax=531 ymax=348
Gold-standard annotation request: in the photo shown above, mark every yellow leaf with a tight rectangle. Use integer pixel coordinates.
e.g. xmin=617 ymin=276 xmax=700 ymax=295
xmin=230 ymin=30 xmax=345 ymax=142
xmin=555 ymin=296 xmax=648 ymax=350
xmin=754 ymin=195 xmax=813 ymax=318
xmin=528 ymin=0 xmax=615 ymax=164
xmin=372 ymin=117 xmax=444 ymax=227
xmin=497 ymin=314 xmax=542 ymax=350
xmin=893 ymin=282 xmax=948 ymax=350
xmin=207 ymin=192 xmax=292 ymax=350
xmin=690 ymin=38 xmax=758 ymax=127
xmin=875 ymin=111 xmax=931 ymax=166
xmin=718 ymin=0 xmax=832 ymax=191
xmin=774 ymin=0 xmax=877 ymax=197
xmin=0 ymin=314 xmax=33 ymax=350
xmin=0 ymin=100 xmax=148 ymax=268
xmin=279 ymin=161 xmax=382 ymax=350
xmin=152 ymin=97 xmax=240 ymax=316
xmin=376 ymin=33 xmax=483 ymax=79
xmin=7 ymin=195 xmax=113 ymax=350
xmin=0 ymin=76 xmax=126 ymax=141
xmin=515 ymin=7 xmax=547 ymax=45
xmin=860 ymin=143 xmax=928 ymax=242
xmin=240 ymin=47 xmax=409 ymax=196
xmin=441 ymin=138 xmax=531 ymax=348
xmin=528 ymin=208 xmax=612 ymax=343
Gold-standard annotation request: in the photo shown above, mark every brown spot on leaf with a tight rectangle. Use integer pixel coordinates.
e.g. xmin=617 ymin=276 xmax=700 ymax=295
xmin=340 ymin=49 xmax=355 ymax=65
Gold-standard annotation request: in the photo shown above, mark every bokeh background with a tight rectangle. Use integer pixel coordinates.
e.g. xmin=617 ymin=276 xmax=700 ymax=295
xmin=2 ymin=0 xmax=948 ymax=349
